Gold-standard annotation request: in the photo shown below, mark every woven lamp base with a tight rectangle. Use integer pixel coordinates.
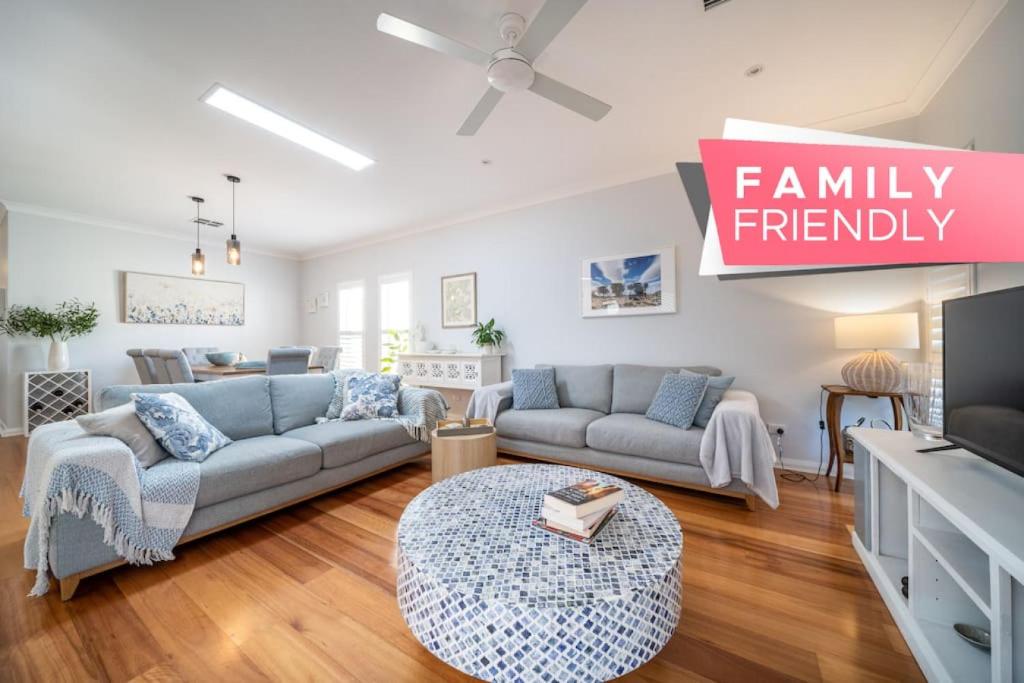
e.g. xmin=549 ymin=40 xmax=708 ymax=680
xmin=841 ymin=351 xmax=902 ymax=393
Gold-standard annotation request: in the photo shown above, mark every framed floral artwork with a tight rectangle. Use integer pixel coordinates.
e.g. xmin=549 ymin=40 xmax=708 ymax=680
xmin=441 ymin=272 xmax=477 ymax=328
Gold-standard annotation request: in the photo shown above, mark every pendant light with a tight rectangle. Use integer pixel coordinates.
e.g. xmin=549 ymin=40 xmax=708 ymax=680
xmin=190 ymin=195 xmax=206 ymax=276
xmin=225 ymin=174 xmax=241 ymax=265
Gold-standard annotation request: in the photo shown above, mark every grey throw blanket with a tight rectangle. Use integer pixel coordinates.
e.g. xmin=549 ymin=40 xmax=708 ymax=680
xmin=21 ymin=421 xmax=199 ymax=596
xmin=466 ymin=381 xmax=513 ymax=424
xmin=317 ymin=385 xmax=448 ymax=443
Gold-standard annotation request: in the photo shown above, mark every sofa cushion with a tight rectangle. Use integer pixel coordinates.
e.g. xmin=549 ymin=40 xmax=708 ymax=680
xmin=182 ymin=435 xmax=322 ymax=508
xmin=611 ymin=364 xmax=722 ymax=414
xmin=645 ymin=372 xmax=709 ymax=430
xmin=285 ymin=420 xmax=416 ymax=469
xmin=539 ymin=364 xmax=613 ymax=414
xmin=133 ymin=392 xmax=232 ymax=463
xmin=100 ymin=375 xmax=274 ymax=440
xmin=269 ymin=373 xmax=336 ymax=434
xmin=586 ymin=413 xmax=704 ymax=466
xmin=512 ymin=368 xmax=559 ymax=410
xmin=495 ymin=407 xmax=604 ymax=449
xmin=692 ymin=373 xmax=736 ymax=428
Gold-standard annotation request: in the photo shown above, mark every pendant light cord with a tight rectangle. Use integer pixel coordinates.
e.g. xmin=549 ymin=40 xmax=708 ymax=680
xmin=195 ymin=201 xmax=200 ymax=248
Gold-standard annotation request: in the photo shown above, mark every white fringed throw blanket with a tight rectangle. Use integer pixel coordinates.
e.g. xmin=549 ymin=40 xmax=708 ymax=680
xmin=21 ymin=421 xmax=199 ymax=596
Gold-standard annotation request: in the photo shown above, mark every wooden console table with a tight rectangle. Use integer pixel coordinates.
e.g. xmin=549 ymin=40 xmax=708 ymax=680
xmin=822 ymin=384 xmax=904 ymax=492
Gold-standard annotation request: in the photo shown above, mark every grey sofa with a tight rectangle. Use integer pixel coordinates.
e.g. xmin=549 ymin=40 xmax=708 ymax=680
xmin=489 ymin=364 xmax=760 ymax=508
xmin=44 ymin=373 xmax=433 ymax=599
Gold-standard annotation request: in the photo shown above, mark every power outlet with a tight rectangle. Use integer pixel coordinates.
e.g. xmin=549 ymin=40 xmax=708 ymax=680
xmin=766 ymin=423 xmax=786 ymax=436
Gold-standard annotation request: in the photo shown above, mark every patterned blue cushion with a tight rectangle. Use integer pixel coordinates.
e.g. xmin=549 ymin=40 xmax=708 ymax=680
xmin=691 ymin=372 xmax=735 ymax=428
xmin=133 ymin=392 xmax=232 ymax=462
xmin=341 ymin=372 xmax=401 ymax=420
xmin=645 ymin=372 xmax=708 ymax=430
xmin=512 ymin=368 xmax=559 ymax=410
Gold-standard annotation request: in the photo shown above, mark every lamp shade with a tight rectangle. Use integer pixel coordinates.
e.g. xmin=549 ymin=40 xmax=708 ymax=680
xmin=834 ymin=313 xmax=919 ymax=350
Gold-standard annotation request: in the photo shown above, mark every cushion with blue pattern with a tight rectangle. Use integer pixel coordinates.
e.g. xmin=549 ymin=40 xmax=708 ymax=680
xmin=645 ymin=372 xmax=708 ymax=430
xmin=691 ymin=372 xmax=735 ymax=428
xmin=512 ymin=368 xmax=559 ymax=410
xmin=341 ymin=372 xmax=402 ymax=420
xmin=133 ymin=392 xmax=231 ymax=462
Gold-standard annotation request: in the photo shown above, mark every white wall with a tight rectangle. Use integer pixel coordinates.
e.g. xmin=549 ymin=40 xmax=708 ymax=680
xmin=2 ymin=211 xmax=302 ymax=431
xmin=301 ymin=174 xmax=924 ymax=469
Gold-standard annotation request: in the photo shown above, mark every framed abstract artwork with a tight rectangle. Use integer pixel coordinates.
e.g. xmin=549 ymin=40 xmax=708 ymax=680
xmin=123 ymin=271 xmax=245 ymax=325
xmin=580 ymin=247 xmax=676 ymax=318
xmin=441 ymin=272 xmax=477 ymax=328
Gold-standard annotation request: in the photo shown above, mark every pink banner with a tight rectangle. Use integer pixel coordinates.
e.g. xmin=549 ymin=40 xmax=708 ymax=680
xmin=698 ymin=139 xmax=1024 ymax=266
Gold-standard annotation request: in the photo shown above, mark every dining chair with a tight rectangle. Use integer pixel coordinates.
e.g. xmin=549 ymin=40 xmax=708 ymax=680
xmin=142 ymin=349 xmax=172 ymax=384
xmin=267 ymin=347 xmax=312 ymax=376
xmin=161 ymin=349 xmax=196 ymax=383
xmin=314 ymin=346 xmax=342 ymax=372
xmin=126 ymin=348 xmax=157 ymax=384
xmin=182 ymin=347 xmax=219 ymax=366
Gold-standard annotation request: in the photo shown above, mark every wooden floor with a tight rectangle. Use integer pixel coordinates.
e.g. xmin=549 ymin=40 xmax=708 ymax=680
xmin=0 ymin=436 xmax=923 ymax=682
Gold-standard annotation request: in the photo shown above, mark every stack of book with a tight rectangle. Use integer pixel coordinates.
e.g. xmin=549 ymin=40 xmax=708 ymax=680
xmin=532 ymin=479 xmax=623 ymax=544
xmin=435 ymin=418 xmax=494 ymax=437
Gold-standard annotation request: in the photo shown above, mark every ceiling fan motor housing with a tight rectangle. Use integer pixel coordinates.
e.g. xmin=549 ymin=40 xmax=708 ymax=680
xmin=487 ymin=48 xmax=534 ymax=92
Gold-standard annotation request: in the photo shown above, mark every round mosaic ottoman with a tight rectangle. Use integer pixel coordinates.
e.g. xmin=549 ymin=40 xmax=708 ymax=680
xmin=396 ymin=463 xmax=682 ymax=683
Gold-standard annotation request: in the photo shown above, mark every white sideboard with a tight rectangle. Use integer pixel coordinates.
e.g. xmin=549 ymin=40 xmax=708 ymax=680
xmin=850 ymin=428 xmax=1024 ymax=682
xmin=397 ymin=352 xmax=503 ymax=390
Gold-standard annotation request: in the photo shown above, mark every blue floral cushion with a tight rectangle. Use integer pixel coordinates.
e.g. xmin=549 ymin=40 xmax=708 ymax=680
xmin=132 ymin=392 xmax=231 ymax=462
xmin=691 ymin=372 xmax=735 ymax=428
xmin=341 ymin=372 xmax=402 ymax=420
xmin=512 ymin=368 xmax=559 ymax=410
xmin=645 ymin=372 xmax=709 ymax=430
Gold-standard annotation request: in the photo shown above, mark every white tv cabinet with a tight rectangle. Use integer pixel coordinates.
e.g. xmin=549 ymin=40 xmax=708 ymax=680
xmin=850 ymin=428 xmax=1024 ymax=682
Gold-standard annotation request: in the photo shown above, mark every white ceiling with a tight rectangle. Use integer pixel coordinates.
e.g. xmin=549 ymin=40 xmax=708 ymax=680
xmin=0 ymin=0 xmax=1005 ymax=259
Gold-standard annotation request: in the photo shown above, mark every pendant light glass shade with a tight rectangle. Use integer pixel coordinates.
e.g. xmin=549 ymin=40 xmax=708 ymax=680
xmin=225 ymin=174 xmax=241 ymax=265
xmin=190 ymin=195 xmax=206 ymax=276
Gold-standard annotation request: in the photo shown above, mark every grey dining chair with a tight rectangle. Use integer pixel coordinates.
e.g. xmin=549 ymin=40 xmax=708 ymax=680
xmin=182 ymin=347 xmax=219 ymax=366
xmin=267 ymin=347 xmax=312 ymax=376
xmin=313 ymin=346 xmax=342 ymax=372
xmin=142 ymin=349 xmax=172 ymax=384
xmin=126 ymin=348 xmax=157 ymax=384
xmin=161 ymin=349 xmax=196 ymax=383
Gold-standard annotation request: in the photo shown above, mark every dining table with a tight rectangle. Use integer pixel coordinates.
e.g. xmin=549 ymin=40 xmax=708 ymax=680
xmin=191 ymin=364 xmax=325 ymax=381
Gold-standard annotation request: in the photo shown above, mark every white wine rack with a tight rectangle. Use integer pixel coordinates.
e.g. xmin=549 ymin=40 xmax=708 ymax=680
xmin=24 ymin=370 xmax=92 ymax=436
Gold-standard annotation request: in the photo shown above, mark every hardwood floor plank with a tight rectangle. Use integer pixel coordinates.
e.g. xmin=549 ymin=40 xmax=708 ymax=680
xmin=0 ymin=435 xmax=923 ymax=682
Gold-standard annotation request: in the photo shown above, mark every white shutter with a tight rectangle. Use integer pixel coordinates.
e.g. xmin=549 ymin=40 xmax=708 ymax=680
xmin=337 ymin=281 xmax=365 ymax=370
xmin=924 ymin=265 xmax=975 ymax=425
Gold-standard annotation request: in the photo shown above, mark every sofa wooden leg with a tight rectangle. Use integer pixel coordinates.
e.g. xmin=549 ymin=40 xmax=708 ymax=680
xmin=59 ymin=575 xmax=80 ymax=601
xmin=744 ymin=495 xmax=757 ymax=512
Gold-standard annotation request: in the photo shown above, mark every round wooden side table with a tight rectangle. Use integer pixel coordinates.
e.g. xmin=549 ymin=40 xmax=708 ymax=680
xmin=430 ymin=426 xmax=497 ymax=483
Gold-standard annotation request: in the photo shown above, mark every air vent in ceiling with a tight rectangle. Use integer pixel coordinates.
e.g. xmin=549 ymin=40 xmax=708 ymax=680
xmin=704 ymin=0 xmax=733 ymax=10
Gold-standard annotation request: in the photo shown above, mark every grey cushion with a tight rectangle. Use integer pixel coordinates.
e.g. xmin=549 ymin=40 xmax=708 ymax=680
xmin=646 ymin=372 xmax=709 ymax=430
xmin=100 ymin=376 xmax=274 ymax=440
xmin=495 ymin=407 xmax=604 ymax=449
xmin=539 ymin=364 xmax=613 ymax=414
xmin=285 ymin=420 xmax=416 ymax=469
xmin=585 ymin=413 xmax=704 ymax=466
xmin=177 ymin=435 xmax=322 ymax=508
xmin=512 ymin=368 xmax=559 ymax=410
xmin=268 ymin=373 xmax=336 ymax=433
xmin=77 ymin=402 xmax=168 ymax=468
xmin=611 ymin=364 xmax=722 ymax=414
xmin=692 ymin=374 xmax=736 ymax=428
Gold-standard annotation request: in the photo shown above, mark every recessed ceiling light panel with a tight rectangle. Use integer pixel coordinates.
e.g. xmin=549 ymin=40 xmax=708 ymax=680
xmin=200 ymin=84 xmax=374 ymax=171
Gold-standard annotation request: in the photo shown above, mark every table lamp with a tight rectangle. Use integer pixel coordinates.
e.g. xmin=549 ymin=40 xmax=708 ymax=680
xmin=834 ymin=312 xmax=920 ymax=392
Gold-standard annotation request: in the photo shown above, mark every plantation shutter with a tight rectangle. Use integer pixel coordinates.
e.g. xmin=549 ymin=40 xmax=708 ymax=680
xmin=924 ymin=264 xmax=976 ymax=425
xmin=337 ymin=281 xmax=365 ymax=370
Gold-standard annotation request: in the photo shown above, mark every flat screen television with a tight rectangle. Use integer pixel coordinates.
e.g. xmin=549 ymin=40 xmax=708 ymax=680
xmin=943 ymin=284 xmax=1024 ymax=478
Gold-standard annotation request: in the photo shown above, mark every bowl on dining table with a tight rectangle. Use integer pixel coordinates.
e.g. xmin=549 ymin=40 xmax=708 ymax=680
xmin=206 ymin=351 xmax=241 ymax=366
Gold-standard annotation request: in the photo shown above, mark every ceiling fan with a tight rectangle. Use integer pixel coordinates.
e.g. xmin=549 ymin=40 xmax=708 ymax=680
xmin=377 ymin=0 xmax=611 ymax=136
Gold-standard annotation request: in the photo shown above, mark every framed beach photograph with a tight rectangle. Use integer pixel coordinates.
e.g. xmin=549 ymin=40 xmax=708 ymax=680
xmin=581 ymin=247 xmax=676 ymax=318
xmin=441 ymin=272 xmax=477 ymax=328
xmin=123 ymin=271 xmax=245 ymax=325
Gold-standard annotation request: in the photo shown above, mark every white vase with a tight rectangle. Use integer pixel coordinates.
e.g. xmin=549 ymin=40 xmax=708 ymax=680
xmin=48 ymin=340 xmax=70 ymax=371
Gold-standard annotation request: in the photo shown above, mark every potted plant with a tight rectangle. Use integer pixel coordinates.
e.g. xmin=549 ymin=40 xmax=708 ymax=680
xmin=470 ymin=318 xmax=505 ymax=355
xmin=0 ymin=299 xmax=99 ymax=370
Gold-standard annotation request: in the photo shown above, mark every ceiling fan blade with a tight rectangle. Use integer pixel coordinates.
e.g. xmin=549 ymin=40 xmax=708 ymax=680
xmin=457 ymin=88 xmax=504 ymax=136
xmin=514 ymin=0 xmax=589 ymax=62
xmin=528 ymin=72 xmax=610 ymax=122
xmin=377 ymin=13 xmax=491 ymax=67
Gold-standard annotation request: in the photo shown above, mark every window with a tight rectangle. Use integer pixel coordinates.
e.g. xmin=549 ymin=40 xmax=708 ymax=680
xmin=337 ymin=280 xmax=364 ymax=370
xmin=924 ymin=264 xmax=975 ymax=425
xmin=379 ymin=273 xmax=411 ymax=372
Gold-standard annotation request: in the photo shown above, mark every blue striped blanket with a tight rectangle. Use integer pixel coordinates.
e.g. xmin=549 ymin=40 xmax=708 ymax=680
xmin=21 ymin=421 xmax=199 ymax=597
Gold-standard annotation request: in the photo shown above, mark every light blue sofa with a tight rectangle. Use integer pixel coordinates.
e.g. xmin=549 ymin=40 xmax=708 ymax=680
xmin=44 ymin=373 xmax=435 ymax=598
xmin=490 ymin=364 xmax=760 ymax=508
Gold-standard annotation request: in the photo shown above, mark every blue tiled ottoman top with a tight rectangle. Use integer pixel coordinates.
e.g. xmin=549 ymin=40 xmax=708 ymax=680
xmin=397 ymin=463 xmax=682 ymax=610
